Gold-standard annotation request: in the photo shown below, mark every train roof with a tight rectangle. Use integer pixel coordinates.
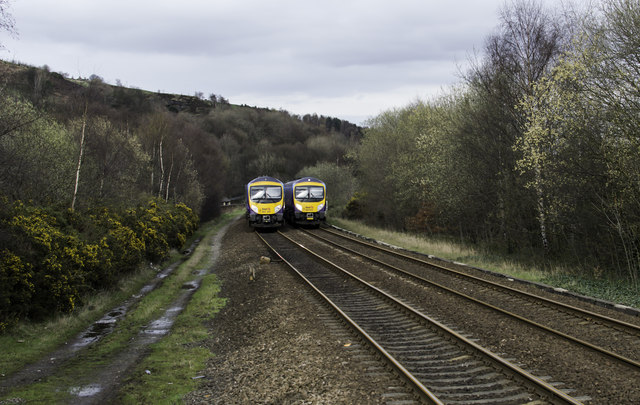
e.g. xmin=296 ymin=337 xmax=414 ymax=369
xmin=247 ymin=176 xmax=284 ymax=185
xmin=285 ymin=177 xmax=325 ymax=186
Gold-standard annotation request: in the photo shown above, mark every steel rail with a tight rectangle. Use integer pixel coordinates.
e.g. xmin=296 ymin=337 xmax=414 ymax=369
xmin=317 ymin=227 xmax=640 ymax=333
xmin=271 ymin=229 xmax=583 ymax=405
xmin=306 ymin=227 xmax=640 ymax=371
xmin=254 ymin=231 xmax=443 ymax=404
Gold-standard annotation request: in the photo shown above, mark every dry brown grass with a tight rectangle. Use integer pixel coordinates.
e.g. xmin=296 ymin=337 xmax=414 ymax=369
xmin=329 ymin=217 xmax=548 ymax=283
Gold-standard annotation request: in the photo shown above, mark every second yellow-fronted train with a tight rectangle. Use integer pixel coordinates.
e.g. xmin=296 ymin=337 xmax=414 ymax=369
xmin=283 ymin=177 xmax=327 ymax=227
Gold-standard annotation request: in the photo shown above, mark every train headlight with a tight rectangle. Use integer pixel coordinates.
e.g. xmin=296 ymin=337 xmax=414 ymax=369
xmin=275 ymin=204 xmax=282 ymax=213
xmin=295 ymin=203 xmax=302 ymax=211
xmin=250 ymin=204 xmax=259 ymax=213
xmin=317 ymin=203 xmax=324 ymax=211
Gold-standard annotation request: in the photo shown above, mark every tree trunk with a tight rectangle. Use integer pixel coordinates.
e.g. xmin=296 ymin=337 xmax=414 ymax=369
xmin=71 ymin=103 xmax=87 ymax=211
xmin=165 ymin=153 xmax=173 ymax=202
xmin=534 ymin=164 xmax=549 ymax=251
xmin=150 ymin=140 xmax=156 ymax=191
xmin=158 ymin=138 xmax=164 ymax=198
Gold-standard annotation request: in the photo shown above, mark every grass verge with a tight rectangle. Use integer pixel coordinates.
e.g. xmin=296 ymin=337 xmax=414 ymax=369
xmin=0 ymin=265 xmax=157 ymax=378
xmin=115 ymin=214 xmax=233 ymax=403
xmin=117 ymin=272 xmax=226 ymax=404
xmin=0 ymin=209 xmax=241 ymax=403
xmin=329 ymin=217 xmax=640 ymax=309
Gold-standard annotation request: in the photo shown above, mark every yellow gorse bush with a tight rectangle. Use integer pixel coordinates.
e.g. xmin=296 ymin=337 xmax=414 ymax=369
xmin=0 ymin=198 xmax=199 ymax=329
xmin=0 ymin=250 xmax=35 ymax=332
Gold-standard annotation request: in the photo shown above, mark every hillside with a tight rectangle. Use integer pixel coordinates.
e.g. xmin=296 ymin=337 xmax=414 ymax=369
xmin=0 ymin=58 xmax=362 ymax=327
xmin=0 ymin=58 xmax=362 ymax=218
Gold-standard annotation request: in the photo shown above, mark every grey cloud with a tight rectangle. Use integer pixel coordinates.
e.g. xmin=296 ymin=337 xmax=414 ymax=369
xmin=6 ymin=0 xmax=507 ymax=122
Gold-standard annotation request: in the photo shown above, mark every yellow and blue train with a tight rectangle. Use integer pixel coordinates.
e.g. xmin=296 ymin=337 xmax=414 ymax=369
xmin=245 ymin=176 xmax=285 ymax=228
xmin=284 ymin=177 xmax=327 ymax=227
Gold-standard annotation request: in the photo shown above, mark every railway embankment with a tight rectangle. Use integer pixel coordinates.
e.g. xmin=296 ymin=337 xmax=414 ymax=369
xmin=3 ymin=213 xmax=640 ymax=404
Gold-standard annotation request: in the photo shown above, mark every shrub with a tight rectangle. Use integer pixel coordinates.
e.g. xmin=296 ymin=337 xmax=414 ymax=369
xmin=164 ymin=202 xmax=199 ymax=249
xmin=0 ymin=197 xmax=200 ymax=328
xmin=85 ymin=208 xmax=145 ymax=286
xmin=0 ymin=250 xmax=35 ymax=332
xmin=6 ymin=205 xmax=85 ymax=319
xmin=125 ymin=201 xmax=170 ymax=262
xmin=124 ymin=199 xmax=198 ymax=262
xmin=344 ymin=192 xmax=366 ymax=220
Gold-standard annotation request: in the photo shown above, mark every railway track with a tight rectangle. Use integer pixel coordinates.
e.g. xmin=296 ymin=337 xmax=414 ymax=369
xmin=257 ymin=229 xmax=588 ymax=404
xmin=306 ymin=226 xmax=640 ymax=370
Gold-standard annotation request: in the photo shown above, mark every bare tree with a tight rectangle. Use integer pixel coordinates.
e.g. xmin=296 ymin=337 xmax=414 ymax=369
xmin=464 ymin=0 xmax=570 ymax=251
xmin=157 ymin=136 xmax=165 ymax=199
xmin=0 ymin=0 xmax=16 ymax=49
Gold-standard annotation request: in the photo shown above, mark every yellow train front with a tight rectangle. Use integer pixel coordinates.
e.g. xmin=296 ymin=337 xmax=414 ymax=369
xmin=284 ymin=177 xmax=327 ymax=227
xmin=245 ymin=176 xmax=285 ymax=228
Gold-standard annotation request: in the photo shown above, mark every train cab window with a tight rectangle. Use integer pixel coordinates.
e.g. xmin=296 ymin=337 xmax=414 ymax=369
xmin=295 ymin=186 xmax=324 ymax=202
xmin=250 ymin=186 xmax=282 ymax=202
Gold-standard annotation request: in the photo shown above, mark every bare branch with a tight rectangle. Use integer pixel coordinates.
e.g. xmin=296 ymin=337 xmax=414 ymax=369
xmin=0 ymin=0 xmax=17 ymax=49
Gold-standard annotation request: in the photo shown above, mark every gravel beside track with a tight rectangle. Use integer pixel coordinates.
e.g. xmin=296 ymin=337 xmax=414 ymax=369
xmin=185 ymin=219 xmax=640 ymax=404
xmin=298 ymin=227 xmax=640 ymax=404
xmin=184 ymin=219 xmax=405 ymax=404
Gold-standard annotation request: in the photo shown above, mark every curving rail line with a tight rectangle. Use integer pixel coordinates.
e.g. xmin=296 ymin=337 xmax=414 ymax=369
xmin=306 ymin=227 xmax=640 ymax=371
xmin=256 ymin=229 xmax=585 ymax=405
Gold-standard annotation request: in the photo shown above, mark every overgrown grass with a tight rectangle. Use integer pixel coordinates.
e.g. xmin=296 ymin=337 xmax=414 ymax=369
xmin=0 ymin=265 xmax=157 ymax=377
xmin=0 ymin=209 xmax=241 ymax=403
xmin=541 ymin=273 xmax=640 ymax=308
xmin=329 ymin=217 xmax=640 ymax=309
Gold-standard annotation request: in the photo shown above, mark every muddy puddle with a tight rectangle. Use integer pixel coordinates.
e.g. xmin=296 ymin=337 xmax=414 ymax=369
xmin=73 ymin=306 xmax=126 ymax=349
xmin=69 ymin=384 xmax=102 ymax=397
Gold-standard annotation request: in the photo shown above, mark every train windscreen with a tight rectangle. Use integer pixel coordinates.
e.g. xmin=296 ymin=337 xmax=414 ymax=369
xmin=295 ymin=186 xmax=324 ymax=202
xmin=250 ymin=185 xmax=282 ymax=203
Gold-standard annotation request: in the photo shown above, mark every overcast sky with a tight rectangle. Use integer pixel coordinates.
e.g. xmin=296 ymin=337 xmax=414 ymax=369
xmin=2 ymin=0 xmax=514 ymax=125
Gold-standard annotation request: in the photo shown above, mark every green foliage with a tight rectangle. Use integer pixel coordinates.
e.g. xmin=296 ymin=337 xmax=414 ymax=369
xmin=124 ymin=199 xmax=199 ymax=262
xmin=356 ymin=104 xmax=427 ymax=228
xmin=0 ymin=36 xmax=361 ymax=331
xmin=0 ymin=95 xmax=76 ymax=204
xmin=0 ymin=250 xmax=34 ymax=331
xmin=4 ymin=203 xmax=85 ymax=318
xmin=295 ymin=161 xmax=358 ymax=216
xmin=542 ymin=273 xmax=640 ymax=309
xmin=82 ymin=207 xmax=144 ymax=287
xmin=2 ymin=58 xmax=362 ymax=223
xmin=343 ymin=192 xmax=366 ymax=220
xmin=70 ymin=116 xmax=150 ymax=208
xmin=351 ymin=0 xmax=640 ymax=287
xmin=516 ymin=0 xmax=640 ymax=285
xmin=0 ymin=198 xmax=199 ymax=329
xmin=201 ymin=106 xmax=359 ymax=199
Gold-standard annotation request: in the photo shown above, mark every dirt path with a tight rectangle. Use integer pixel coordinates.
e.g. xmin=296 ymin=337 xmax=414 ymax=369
xmin=71 ymin=221 xmax=230 ymax=405
xmin=0 ymin=260 xmax=183 ymax=395
xmin=0 ymin=219 xmax=233 ymax=404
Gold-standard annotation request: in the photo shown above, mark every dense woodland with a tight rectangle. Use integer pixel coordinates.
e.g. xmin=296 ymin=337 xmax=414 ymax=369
xmin=0 ymin=50 xmax=361 ymax=328
xmin=353 ymin=0 xmax=640 ymax=288
xmin=2 ymin=0 xmax=640 ymax=328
